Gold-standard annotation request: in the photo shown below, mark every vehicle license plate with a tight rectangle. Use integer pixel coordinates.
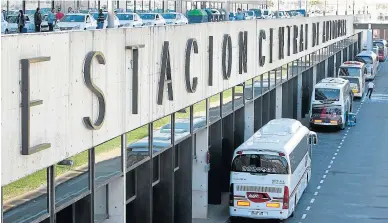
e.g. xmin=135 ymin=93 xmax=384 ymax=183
xmin=251 ymin=211 xmax=267 ymax=216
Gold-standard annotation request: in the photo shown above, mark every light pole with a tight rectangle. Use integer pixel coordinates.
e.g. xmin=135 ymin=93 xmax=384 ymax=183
xmin=336 ymin=0 xmax=339 ymax=15
xmin=324 ymin=0 xmax=327 ymax=16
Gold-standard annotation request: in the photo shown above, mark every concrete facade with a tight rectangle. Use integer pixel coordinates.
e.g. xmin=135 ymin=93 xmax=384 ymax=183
xmin=1 ymin=16 xmax=356 ymax=185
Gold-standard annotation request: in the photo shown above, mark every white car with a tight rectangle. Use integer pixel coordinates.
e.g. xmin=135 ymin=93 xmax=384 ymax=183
xmin=90 ymin=12 xmax=120 ymax=28
xmin=262 ymin=9 xmax=274 ymax=19
xmin=6 ymin=15 xmax=35 ymax=33
xmin=55 ymin=13 xmax=97 ymax=31
xmin=161 ymin=12 xmax=188 ymax=25
xmin=1 ymin=12 xmax=8 ymax=34
xmin=139 ymin=13 xmax=166 ymax=26
xmin=116 ymin=13 xmax=143 ymax=28
xmin=243 ymin=10 xmax=256 ymax=20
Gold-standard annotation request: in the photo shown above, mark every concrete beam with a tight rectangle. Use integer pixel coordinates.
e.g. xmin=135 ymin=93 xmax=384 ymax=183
xmin=354 ymin=23 xmax=388 ymax=30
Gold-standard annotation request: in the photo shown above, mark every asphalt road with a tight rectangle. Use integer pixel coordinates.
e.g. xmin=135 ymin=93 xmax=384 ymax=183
xmin=227 ymin=62 xmax=388 ymax=223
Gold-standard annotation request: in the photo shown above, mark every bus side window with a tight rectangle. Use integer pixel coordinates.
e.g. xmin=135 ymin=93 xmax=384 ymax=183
xmin=364 ymin=68 xmax=367 ymax=74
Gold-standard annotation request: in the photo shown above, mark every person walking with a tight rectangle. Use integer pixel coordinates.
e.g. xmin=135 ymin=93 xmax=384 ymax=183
xmin=34 ymin=7 xmax=42 ymax=32
xmin=234 ymin=8 xmax=246 ymax=21
xmin=17 ymin=10 xmax=25 ymax=33
xmin=47 ymin=8 xmax=56 ymax=31
xmin=366 ymin=81 xmax=375 ymax=99
xmin=97 ymin=9 xmax=105 ymax=29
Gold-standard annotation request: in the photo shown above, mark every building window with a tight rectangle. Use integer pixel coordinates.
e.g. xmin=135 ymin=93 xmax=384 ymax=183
xmin=152 ymin=156 xmax=160 ymax=186
xmin=127 ymin=124 xmax=150 ymax=170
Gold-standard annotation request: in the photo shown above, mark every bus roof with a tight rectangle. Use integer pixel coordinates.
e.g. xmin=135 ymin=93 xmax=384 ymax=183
xmin=356 ymin=51 xmax=377 ymax=57
xmin=314 ymin=77 xmax=348 ymax=89
xmin=340 ymin=61 xmax=365 ymax=68
xmin=235 ymin=118 xmax=308 ymax=155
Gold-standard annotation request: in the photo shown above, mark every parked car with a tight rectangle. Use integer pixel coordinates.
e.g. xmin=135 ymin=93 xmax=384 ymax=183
xmin=139 ymin=13 xmax=166 ymax=26
xmin=161 ymin=12 xmax=188 ymax=25
xmin=40 ymin=14 xmax=50 ymax=32
xmin=262 ymin=9 xmax=274 ymax=19
xmin=249 ymin=8 xmax=263 ymax=19
xmin=6 ymin=15 xmax=35 ymax=33
xmin=116 ymin=13 xmax=143 ymax=27
xmin=243 ymin=10 xmax=256 ymax=20
xmin=55 ymin=13 xmax=97 ymax=31
xmin=1 ymin=12 xmax=8 ymax=34
xmin=91 ymin=12 xmax=121 ymax=28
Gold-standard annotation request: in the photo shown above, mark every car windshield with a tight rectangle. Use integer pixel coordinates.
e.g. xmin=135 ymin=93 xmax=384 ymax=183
xmin=161 ymin=13 xmax=176 ymax=19
xmin=231 ymin=154 xmax=289 ymax=174
xmin=7 ymin=16 xmax=18 ymax=23
xmin=250 ymin=9 xmax=261 ymax=16
xmin=263 ymin=10 xmax=269 ymax=15
xmin=315 ymin=88 xmax=340 ymax=101
xmin=91 ymin=13 xmax=107 ymax=20
xmin=62 ymin=15 xmax=85 ymax=22
xmin=140 ymin=14 xmax=156 ymax=20
xmin=356 ymin=56 xmax=373 ymax=64
xmin=339 ymin=67 xmax=361 ymax=77
xmin=116 ymin=14 xmax=134 ymax=20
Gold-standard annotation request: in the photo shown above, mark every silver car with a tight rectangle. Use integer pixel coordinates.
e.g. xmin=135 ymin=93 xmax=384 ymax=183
xmin=116 ymin=13 xmax=143 ymax=28
xmin=161 ymin=12 xmax=188 ymax=25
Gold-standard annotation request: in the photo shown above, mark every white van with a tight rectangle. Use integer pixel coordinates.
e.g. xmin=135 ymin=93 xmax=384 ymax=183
xmin=229 ymin=119 xmax=318 ymax=220
xmin=309 ymin=78 xmax=353 ymax=130
xmin=355 ymin=51 xmax=379 ymax=80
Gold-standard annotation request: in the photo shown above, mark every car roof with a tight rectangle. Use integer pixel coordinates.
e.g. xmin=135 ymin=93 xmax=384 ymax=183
xmin=357 ymin=51 xmax=376 ymax=57
xmin=315 ymin=77 xmax=348 ymax=88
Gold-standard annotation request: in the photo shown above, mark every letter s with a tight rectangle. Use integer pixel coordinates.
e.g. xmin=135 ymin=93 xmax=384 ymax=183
xmin=83 ymin=51 xmax=106 ymax=130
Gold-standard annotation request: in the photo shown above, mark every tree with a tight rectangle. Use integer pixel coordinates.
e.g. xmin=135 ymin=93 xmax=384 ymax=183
xmin=309 ymin=0 xmax=322 ymax=7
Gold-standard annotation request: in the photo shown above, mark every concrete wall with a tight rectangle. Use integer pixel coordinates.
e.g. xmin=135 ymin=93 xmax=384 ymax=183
xmin=2 ymin=15 xmax=355 ymax=185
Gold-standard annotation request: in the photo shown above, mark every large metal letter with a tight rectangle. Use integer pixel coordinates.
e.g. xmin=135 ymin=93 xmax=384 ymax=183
xmin=278 ymin=27 xmax=285 ymax=60
xmin=157 ymin=41 xmax=174 ymax=105
xmin=125 ymin=44 xmax=145 ymax=114
xmin=299 ymin=24 xmax=304 ymax=52
xmin=322 ymin=21 xmax=326 ymax=43
xmin=21 ymin=56 xmax=51 ymax=155
xmin=269 ymin=28 xmax=273 ymax=63
xmin=208 ymin=36 xmax=213 ymax=86
xmin=222 ymin=34 xmax=232 ymax=79
xmin=185 ymin=38 xmax=198 ymax=93
xmin=293 ymin=25 xmax=298 ymax=54
xmin=287 ymin=26 xmax=291 ymax=56
xmin=259 ymin=30 xmax=266 ymax=67
xmin=305 ymin=24 xmax=308 ymax=50
xmin=83 ymin=51 xmax=106 ymax=130
xmin=238 ymin=31 xmax=248 ymax=74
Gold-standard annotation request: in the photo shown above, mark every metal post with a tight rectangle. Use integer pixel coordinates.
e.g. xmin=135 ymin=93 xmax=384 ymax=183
xmin=345 ymin=0 xmax=348 ymax=15
xmin=22 ymin=0 xmax=26 ymax=13
xmin=353 ymin=0 xmax=355 ymax=14
xmin=89 ymin=148 xmax=95 ymax=223
xmin=47 ymin=166 xmax=56 ymax=223
xmin=305 ymin=0 xmax=308 ymax=17
xmin=107 ymin=0 xmax=114 ymax=28
xmin=336 ymin=0 xmax=338 ymax=15
xmin=277 ymin=0 xmax=280 ymax=18
xmin=324 ymin=0 xmax=327 ymax=16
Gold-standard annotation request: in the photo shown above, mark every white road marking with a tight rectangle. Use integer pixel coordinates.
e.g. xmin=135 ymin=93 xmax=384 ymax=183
xmin=340 ymin=142 xmax=343 ymax=145
xmin=302 ymin=214 xmax=307 ymax=219
xmin=334 ymin=153 xmax=337 ymax=156
xmin=314 ymin=192 xmax=318 ymax=196
xmin=348 ymin=127 xmax=351 ymax=130
xmin=306 ymin=206 xmax=311 ymax=211
xmin=345 ymin=133 xmax=348 ymax=136
xmin=317 ymin=186 xmax=321 ymax=190
xmin=343 ymin=136 xmax=347 ymax=139
xmin=325 ymin=170 xmax=329 ymax=174
xmin=328 ymin=165 xmax=332 ymax=168
xmin=330 ymin=160 xmax=333 ymax=164
xmin=336 ymin=149 xmax=339 ymax=152
xmin=320 ymin=180 xmax=324 ymax=184
xmin=338 ymin=146 xmax=341 ymax=148
xmin=310 ymin=198 xmax=315 ymax=203
xmin=341 ymin=139 xmax=345 ymax=142
xmin=323 ymin=175 xmax=327 ymax=178
xmin=332 ymin=157 xmax=336 ymax=160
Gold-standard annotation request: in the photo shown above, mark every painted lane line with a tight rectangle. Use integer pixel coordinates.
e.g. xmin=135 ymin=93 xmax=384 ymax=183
xmin=325 ymin=170 xmax=329 ymax=174
xmin=314 ymin=192 xmax=318 ymax=196
xmin=336 ymin=149 xmax=339 ymax=152
xmin=302 ymin=214 xmax=307 ymax=219
xmin=340 ymin=142 xmax=343 ymax=145
xmin=310 ymin=198 xmax=315 ymax=204
xmin=317 ymin=186 xmax=321 ymax=190
xmin=338 ymin=146 xmax=341 ymax=148
xmin=320 ymin=180 xmax=324 ymax=184
xmin=332 ymin=157 xmax=336 ymax=160
xmin=306 ymin=206 xmax=311 ymax=211
xmin=330 ymin=160 xmax=334 ymax=164
xmin=328 ymin=165 xmax=332 ymax=169
xmin=341 ymin=139 xmax=345 ymax=142
xmin=343 ymin=136 xmax=347 ymax=139
xmin=323 ymin=175 xmax=327 ymax=179
xmin=334 ymin=153 xmax=337 ymax=156
xmin=345 ymin=133 xmax=348 ymax=136
xmin=348 ymin=127 xmax=351 ymax=130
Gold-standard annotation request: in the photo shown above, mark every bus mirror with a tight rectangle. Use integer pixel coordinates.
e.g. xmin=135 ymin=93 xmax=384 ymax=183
xmin=313 ymin=135 xmax=318 ymax=145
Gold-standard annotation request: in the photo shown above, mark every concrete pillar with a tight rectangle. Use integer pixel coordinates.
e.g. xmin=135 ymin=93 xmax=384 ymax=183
xmin=107 ymin=0 xmax=115 ymax=28
xmin=192 ymin=128 xmax=209 ymax=219
xmin=312 ymin=66 xmax=317 ymax=85
xmin=324 ymin=59 xmax=329 ymax=78
xmin=275 ymin=86 xmax=282 ymax=119
xmin=254 ymin=97 xmax=263 ymax=131
xmin=367 ymin=25 xmax=373 ymax=51
xmin=207 ymin=121 xmax=222 ymax=205
xmin=225 ymin=0 xmax=231 ymax=21
xmin=244 ymin=102 xmax=254 ymax=141
xmin=297 ymin=73 xmax=303 ymax=120
xmin=175 ymin=0 xmax=182 ymax=13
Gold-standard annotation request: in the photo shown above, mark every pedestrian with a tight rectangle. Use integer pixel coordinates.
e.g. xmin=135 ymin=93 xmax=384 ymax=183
xmin=68 ymin=7 xmax=73 ymax=13
xmin=97 ymin=9 xmax=105 ymax=29
xmin=47 ymin=8 xmax=56 ymax=31
xmin=17 ymin=10 xmax=25 ymax=33
xmin=56 ymin=8 xmax=64 ymax=21
xmin=366 ymin=81 xmax=375 ymax=99
xmin=234 ymin=8 xmax=245 ymax=21
xmin=34 ymin=7 xmax=42 ymax=32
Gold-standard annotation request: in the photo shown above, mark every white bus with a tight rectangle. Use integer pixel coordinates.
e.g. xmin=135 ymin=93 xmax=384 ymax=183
xmin=338 ymin=61 xmax=366 ymax=98
xmin=229 ymin=119 xmax=318 ymax=220
xmin=309 ymin=78 xmax=353 ymax=130
xmin=355 ymin=51 xmax=379 ymax=81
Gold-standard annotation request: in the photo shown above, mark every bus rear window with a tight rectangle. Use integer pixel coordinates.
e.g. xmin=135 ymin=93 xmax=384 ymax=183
xmin=339 ymin=67 xmax=360 ymax=77
xmin=315 ymin=88 xmax=340 ymax=101
xmin=231 ymin=154 xmax=289 ymax=174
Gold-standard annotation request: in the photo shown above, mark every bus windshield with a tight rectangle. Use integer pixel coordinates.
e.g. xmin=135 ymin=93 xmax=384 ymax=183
xmin=231 ymin=154 xmax=289 ymax=174
xmin=339 ymin=67 xmax=361 ymax=77
xmin=356 ymin=56 xmax=373 ymax=64
xmin=315 ymin=88 xmax=340 ymax=101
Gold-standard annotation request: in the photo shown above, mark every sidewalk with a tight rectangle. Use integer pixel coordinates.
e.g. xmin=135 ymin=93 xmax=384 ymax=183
xmin=193 ymin=193 xmax=230 ymax=223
